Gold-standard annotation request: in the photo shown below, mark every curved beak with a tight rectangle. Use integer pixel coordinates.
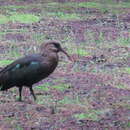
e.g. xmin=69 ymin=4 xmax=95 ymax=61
xmin=60 ymin=48 xmax=73 ymax=61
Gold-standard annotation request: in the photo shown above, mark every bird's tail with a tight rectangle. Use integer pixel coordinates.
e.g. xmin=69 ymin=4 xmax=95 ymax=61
xmin=0 ymin=77 xmax=5 ymax=91
xmin=0 ymin=84 xmax=4 ymax=91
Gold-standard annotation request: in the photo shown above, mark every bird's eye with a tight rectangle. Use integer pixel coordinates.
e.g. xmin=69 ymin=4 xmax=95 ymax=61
xmin=53 ymin=43 xmax=60 ymax=48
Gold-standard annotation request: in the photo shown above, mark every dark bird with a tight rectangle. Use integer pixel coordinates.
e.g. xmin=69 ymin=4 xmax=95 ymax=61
xmin=0 ymin=41 xmax=71 ymax=101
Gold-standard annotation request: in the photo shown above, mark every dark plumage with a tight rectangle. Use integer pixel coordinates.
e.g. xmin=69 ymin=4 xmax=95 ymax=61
xmin=0 ymin=41 xmax=71 ymax=101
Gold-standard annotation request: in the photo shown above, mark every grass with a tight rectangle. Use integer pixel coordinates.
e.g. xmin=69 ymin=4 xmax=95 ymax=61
xmin=127 ymin=122 xmax=130 ymax=128
xmin=68 ymin=47 xmax=90 ymax=56
xmin=78 ymin=2 xmax=101 ymax=8
xmin=0 ymin=15 xmax=9 ymax=24
xmin=124 ymin=67 xmax=130 ymax=74
xmin=36 ymin=79 xmax=71 ymax=91
xmin=36 ymin=85 xmax=50 ymax=91
xmin=74 ymin=108 xmax=111 ymax=121
xmin=2 ymin=5 xmax=28 ymax=9
xmin=37 ymin=95 xmax=54 ymax=105
xmin=78 ymin=1 xmax=130 ymax=9
xmin=0 ymin=0 xmax=129 ymax=129
xmin=74 ymin=112 xmax=99 ymax=121
xmin=10 ymin=13 xmax=40 ymax=23
xmin=0 ymin=28 xmax=28 ymax=37
xmin=58 ymin=95 xmax=81 ymax=105
xmin=116 ymin=84 xmax=130 ymax=90
xmin=32 ymin=33 xmax=46 ymax=43
xmin=116 ymin=37 xmax=130 ymax=46
xmin=47 ymin=12 xmax=81 ymax=20
xmin=46 ymin=1 xmax=130 ymax=14
xmin=53 ymin=83 xmax=71 ymax=91
xmin=0 ymin=13 xmax=40 ymax=24
xmin=76 ymin=48 xmax=90 ymax=56
xmin=0 ymin=1 xmax=129 ymax=24
xmin=0 ymin=60 xmax=13 ymax=66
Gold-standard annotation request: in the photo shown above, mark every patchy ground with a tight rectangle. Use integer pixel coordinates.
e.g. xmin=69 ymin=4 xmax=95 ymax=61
xmin=0 ymin=0 xmax=130 ymax=129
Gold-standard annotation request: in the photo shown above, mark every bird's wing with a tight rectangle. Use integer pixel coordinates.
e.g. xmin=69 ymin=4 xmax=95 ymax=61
xmin=0 ymin=54 xmax=47 ymax=90
xmin=0 ymin=54 xmax=43 ymax=74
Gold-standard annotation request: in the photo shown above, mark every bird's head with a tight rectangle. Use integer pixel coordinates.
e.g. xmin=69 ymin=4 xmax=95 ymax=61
xmin=41 ymin=41 xmax=72 ymax=61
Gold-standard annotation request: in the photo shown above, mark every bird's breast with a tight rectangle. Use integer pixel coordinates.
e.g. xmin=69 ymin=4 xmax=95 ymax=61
xmin=40 ymin=56 xmax=58 ymax=75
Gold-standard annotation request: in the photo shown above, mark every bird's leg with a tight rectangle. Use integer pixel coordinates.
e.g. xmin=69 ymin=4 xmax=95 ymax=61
xmin=18 ymin=86 xmax=23 ymax=101
xmin=29 ymin=87 xmax=36 ymax=101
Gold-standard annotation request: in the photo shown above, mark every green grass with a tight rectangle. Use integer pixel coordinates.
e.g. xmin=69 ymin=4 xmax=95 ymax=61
xmin=36 ymin=82 xmax=51 ymax=91
xmin=0 ymin=60 xmax=13 ymax=66
xmin=76 ymin=48 xmax=90 ymax=56
xmin=46 ymin=1 xmax=130 ymax=12
xmin=2 ymin=5 xmax=28 ymax=9
xmin=53 ymin=83 xmax=71 ymax=91
xmin=116 ymin=84 xmax=129 ymax=90
xmin=1 ymin=1 xmax=129 ymax=24
xmin=68 ymin=47 xmax=90 ymax=56
xmin=74 ymin=108 xmax=111 ymax=121
xmin=78 ymin=1 xmax=130 ymax=9
xmin=32 ymin=33 xmax=45 ymax=43
xmin=58 ymin=96 xmax=81 ymax=105
xmin=74 ymin=112 xmax=99 ymax=121
xmin=127 ymin=122 xmax=130 ymax=128
xmin=36 ymin=85 xmax=50 ymax=91
xmin=124 ymin=67 xmax=130 ymax=74
xmin=78 ymin=2 xmax=101 ymax=8
xmin=37 ymin=95 xmax=54 ymax=105
xmin=37 ymin=83 xmax=71 ymax=92
xmin=0 ymin=15 xmax=9 ymax=24
xmin=116 ymin=37 xmax=130 ymax=46
xmin=10 ymin=13 xmax=40 ymax=23
xmin=47 ymin=12 xmax=80 ymax=20
xmin=15 ymin=124 xmax=23 ymax=130
xmin=0 ymin=28 xmax=28 ymax=34
xmin=0 ymin=14 xmax=40 ymax=24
